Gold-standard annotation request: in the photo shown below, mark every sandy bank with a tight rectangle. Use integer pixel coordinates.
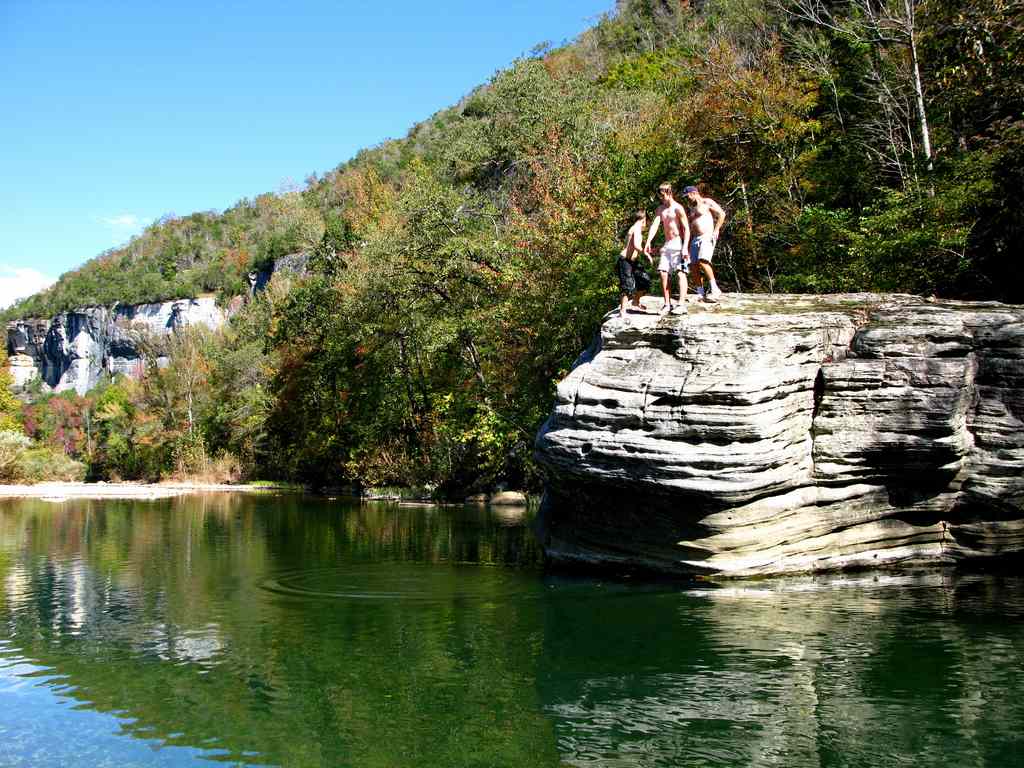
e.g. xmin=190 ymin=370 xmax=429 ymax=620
xmin=0 ymin=482 xmax=294 ymax=502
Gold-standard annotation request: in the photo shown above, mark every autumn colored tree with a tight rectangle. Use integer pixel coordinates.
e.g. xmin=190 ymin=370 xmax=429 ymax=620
xmin=6 ymin=0 xmax=1022 ymax=489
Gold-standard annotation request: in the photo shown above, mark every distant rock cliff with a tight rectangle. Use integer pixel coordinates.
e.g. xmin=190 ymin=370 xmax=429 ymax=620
xmin=6 ymin=297 xmax=228 ymax=395
xmin=5 ymin=252 xmax=309 ymax=396
xmin=534 ymin=294 xmax=1024 ymax=578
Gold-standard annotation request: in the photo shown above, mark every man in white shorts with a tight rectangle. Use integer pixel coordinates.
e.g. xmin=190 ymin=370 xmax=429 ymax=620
xmin=683 ymin=185 xmax=726 ymax=302
xmin=644 ymin=182 xmax=691 ymax=315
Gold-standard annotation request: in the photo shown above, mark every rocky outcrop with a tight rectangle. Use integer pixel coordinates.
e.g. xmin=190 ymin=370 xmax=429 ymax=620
xmin=534 ymin=293 xmax=1024 ymax=578
xmin=248 ymin=250 xmax=311 ymax=294
xmin=7 ymin=297 xmax=226 ymax=395
xmin=5 ymin=252 xmax=310 ymax=396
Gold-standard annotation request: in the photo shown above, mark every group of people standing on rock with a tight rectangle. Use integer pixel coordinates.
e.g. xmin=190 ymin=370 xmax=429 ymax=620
xmin=618 ymin=182 xmax=726 ymax=319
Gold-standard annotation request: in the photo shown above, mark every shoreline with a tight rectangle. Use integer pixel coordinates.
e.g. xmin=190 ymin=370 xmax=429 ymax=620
xmin=0 ymin=481 xmax=298 ymax=502
xmin=0 ymin=482 xmax=532 ymax=506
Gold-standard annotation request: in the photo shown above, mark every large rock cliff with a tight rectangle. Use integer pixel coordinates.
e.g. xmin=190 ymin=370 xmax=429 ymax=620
xmin=5 ymin=252 xmax=309 ymax=396
xmin=534 ymin=293 xmax=1024 ymax=578
xmin=7 ymin=297 xmax=227 ymax=395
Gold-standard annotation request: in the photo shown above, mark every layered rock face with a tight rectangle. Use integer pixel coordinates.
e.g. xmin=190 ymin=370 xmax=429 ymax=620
xmin=7 ymin=297 xmax=226 ymax=395
xmin=534 ymin=294 xmax=1024 ymax=577
xmin=5 ymin=253 xmax=310 ymax=396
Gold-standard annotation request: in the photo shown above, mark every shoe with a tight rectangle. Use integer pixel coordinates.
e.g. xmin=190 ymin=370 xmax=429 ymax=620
xmin=671 ymin=303 xmax=688 ymax=315
xmin=658 ymin=303 xmax=671 ymax=316
xmin=704 ymin=292 xmax=720 ymax=303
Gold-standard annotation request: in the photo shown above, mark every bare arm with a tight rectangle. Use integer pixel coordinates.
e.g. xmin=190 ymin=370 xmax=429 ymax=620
xmin=708 ymin=199 xmax=726 ymax=238
xmin=644 ymin=213 xmax=661 ymax=254
xmin=636 ymin=224 xmax=654 ymax=263
xmin=676 ymin=205 xmax=690 ymax=252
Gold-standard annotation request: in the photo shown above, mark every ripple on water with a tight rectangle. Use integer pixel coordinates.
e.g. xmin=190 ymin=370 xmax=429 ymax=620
xmin=259 ymin=563 xmax=690 ymax=604
xmin=259 ymin=562 xmax=543 ymax=603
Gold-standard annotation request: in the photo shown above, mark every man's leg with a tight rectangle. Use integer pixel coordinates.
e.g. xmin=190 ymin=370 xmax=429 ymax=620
xmin=675 ymin=270 xmax=688 ymax=313
xmin=698 ymin=238 xmax=722 ymax=300
xmin=618 ymin=258 xmax=636 ymax=317
xmin=688 ymin=242 xmax=703 ymax=300
xmin=633 ymin=262 xmax=650 ymax=310
xmin=701 ymin=261 xmax=722 ymax=300
xmin=659 ymin=270 xmax=671 ymax=315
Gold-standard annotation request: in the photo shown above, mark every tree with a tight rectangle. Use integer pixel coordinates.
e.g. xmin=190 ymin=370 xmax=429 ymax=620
xmin=137 ymin=328 xmax=214 ymax=475
xmin=780 ymin=0 xmax=936 ymax=188
xmin=0 ymin=353 xmax=23 ymax=433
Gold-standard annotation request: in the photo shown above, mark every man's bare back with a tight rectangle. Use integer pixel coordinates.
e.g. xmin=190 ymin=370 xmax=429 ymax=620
xmin=622 ymin=219 xmax=645 ymax=260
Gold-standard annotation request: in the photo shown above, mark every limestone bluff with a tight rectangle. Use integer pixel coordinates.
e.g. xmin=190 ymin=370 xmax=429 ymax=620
xmin=4 ymin=252 xmax=309 ymax=396
xmin=6 ymin=298 xmax=228 ymax=396
xmin=534 ymin=294 xmax=1024 ymax=578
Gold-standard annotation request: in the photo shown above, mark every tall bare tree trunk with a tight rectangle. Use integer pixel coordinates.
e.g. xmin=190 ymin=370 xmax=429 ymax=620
xmin=904 ymin=0 xmax=934 ymax=182
xmin=739 ymin=179 xmax=754 ymax=233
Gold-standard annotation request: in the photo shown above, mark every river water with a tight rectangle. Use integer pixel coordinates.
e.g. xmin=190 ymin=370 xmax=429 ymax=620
xmin=0 ymin=494 xmax=1021 ymax=767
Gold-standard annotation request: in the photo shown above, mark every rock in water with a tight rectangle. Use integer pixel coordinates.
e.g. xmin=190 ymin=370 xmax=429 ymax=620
xmin=533 ymin=294 xmax=1024 ymax=577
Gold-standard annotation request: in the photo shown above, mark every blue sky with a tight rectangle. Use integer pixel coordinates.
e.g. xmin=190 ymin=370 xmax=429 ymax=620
xmin=0 ymin=0 xmax=610 ymax=307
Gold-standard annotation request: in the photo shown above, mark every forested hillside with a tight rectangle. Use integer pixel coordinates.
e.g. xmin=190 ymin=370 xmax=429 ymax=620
xmin=6 ymin=0 xmax=1022 ymax=492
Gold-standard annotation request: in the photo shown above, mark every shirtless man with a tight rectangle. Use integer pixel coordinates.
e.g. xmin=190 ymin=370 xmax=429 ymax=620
xmin=617 ymin=209 xmax=653 ymax=319
xmin=683 ymin=185 xmax=726 ymax=302
xmin=644 ymin=182 xmax=690 ymax=315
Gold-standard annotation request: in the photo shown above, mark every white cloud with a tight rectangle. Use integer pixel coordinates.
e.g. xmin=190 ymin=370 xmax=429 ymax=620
xmin=0 ymin=266 xmax=57 ymax=310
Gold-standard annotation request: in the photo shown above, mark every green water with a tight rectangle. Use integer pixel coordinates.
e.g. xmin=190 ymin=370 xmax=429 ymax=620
xmin=0 ymin=494 xmax=1022 ymax=767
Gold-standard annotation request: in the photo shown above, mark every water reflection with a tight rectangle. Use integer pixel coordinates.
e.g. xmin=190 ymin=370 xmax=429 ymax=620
xmin=1 ymin=496 xmax=1022 ymax=767
xmin=0 ymin=495 xmax=555 ymax=767
xmin=538 ymin=573 xmax=1024 ymax=767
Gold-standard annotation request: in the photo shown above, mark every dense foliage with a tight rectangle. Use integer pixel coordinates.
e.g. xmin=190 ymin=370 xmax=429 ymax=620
xmin=8 ymin=0 xmax=1023 ymax=492
xmin=0 ymin=354 xmax=85 ymax=481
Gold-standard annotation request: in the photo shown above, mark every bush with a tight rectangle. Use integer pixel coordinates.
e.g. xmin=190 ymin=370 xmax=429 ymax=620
xmin=205 ymin=452 xmax=244 ymax=484
xmin=17 ymin=447 xmax=86 ymax=482
xmin=171 ymin=431 xmax=209 ymax=477
xmin=0 ymin=431 xmax=31 ymax=481
xmin=0 ymin=430 xmax=86 ymax=483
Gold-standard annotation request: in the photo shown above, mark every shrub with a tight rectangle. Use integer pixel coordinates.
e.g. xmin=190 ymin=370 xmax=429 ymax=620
xmin=0 ymin=431 xmax=31 ymax=481
xmin=171 ymin=431 xmax=208 ymax=477
xmin=0 ymin=430 xmax=86 ymax=483
xmin=17 ymin=447 xmax=86 ymax=482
